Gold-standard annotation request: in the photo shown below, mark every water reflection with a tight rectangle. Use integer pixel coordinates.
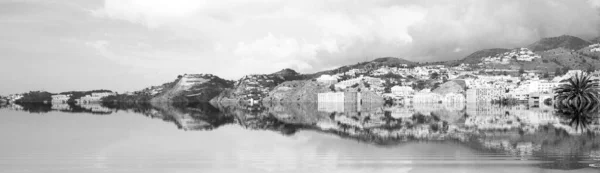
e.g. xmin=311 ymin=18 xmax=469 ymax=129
xmin=2 ymin=101 xmax=600 ymax=170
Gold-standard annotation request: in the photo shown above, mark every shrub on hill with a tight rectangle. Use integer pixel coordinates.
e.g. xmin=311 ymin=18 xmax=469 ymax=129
xmin=15 ymin=91 xmax=52 ymax=103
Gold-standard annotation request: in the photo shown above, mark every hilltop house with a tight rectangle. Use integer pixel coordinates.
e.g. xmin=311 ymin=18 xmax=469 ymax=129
xmin=77 ymin=92 xmax=115 ymax=103
xmin=590 ymin=43 xmax=600 ymax=52
xmin=316 ymin=75 xmax=339 ymax=85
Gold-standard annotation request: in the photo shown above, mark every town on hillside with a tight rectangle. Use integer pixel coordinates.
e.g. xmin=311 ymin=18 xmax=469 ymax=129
xmin=2 ymin=35 xmax=600 ymax=110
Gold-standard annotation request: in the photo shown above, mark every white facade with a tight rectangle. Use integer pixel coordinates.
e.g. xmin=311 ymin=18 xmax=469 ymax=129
xmin=78 ymin=92 xmax=115 ymax=103
xmin=391 ymin=86 xmax=414 ymax=96
xmin=590 ymin=43 xmax=600 ymax=52
xmin=51 ymin=94 xmax=71 ymax=103
xmin=316 ymin=75 xmax=338 ymax=85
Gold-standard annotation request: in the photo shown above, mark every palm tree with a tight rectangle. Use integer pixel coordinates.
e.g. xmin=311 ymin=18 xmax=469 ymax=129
xmin=554 ymin=72 xmax=600 ymax=105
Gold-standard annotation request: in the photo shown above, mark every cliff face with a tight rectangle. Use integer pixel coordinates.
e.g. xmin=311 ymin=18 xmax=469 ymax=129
xmin=212 ymin=74 xmax=287 ymax=103
xmin=151 ymin=74 xmax=233 ymax=103
xmin=433 ymin=80 xmax=466 ymax=95
xmin=263 ymin=80 xmax=331 ymax=103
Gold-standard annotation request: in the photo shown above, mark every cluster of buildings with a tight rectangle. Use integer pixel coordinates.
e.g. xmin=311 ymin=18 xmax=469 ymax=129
xmin=590 ymin=43 xmax=600 ymax=52
xmin=49 ymin=92 xmax=116 ymax=104
xmin=480 ymin=48 xmax=541 ymax=65
xmin=316 ymin=62 xmax=600 ymax=106
xmin=75 ymin=92 xmax=115 ymax=103
xmin=5 ymin=94 xmax=23 ymax=103
xmin=51 ymin=94 xmax=70 ymax=103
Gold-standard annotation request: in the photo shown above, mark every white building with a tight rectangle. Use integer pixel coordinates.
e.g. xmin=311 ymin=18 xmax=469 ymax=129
xmin=316 ymin=75 xmax=339 ymax=85
xmin=391 ymin=86 xmax=414 ymax=97
xmin=538 ymin=81 xmax=561 ymax=94
xmin=51 ymin=94 xmax=70 ymax=103
xmin=78 ymin=92 xmax=115 ymax=103
xmin=589 ymin=43 xmax=600 ymax=52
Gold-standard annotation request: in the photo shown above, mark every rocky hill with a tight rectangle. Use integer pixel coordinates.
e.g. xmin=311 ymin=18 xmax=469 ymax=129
xmin=211 ymin=74 xmax=287 ymax=103
xmin=432 ymin=80 xmax=466 ymax=95
xmin=527 ymin=35 xmax=591 ymax=52
xmin=262 ymin=80 xmax=331 ymax=103
xmin=151 ymin=74 xmax=234 ymax=103
xmin=535 ymin=48 xmax=600 ymax=71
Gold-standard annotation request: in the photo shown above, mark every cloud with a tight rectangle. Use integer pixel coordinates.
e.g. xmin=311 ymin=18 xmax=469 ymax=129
xmin=89 ymin=0 xmax=600 ymax=77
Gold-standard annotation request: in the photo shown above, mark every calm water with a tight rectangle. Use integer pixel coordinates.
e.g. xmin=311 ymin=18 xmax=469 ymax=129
xmin=1 ymin=102 xmax=600 ymax=173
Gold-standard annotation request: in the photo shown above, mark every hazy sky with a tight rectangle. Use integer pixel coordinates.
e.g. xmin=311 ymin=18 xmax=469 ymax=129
xmin=1 ymin=0 xmax=600 ymax=95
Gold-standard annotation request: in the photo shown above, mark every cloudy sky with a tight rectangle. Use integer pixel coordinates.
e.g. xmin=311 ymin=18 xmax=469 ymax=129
xmin=1 ymin=0 xmax=600 ymax=94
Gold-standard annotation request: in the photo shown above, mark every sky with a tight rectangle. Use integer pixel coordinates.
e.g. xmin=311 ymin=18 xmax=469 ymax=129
xmin=1 ymin=0 xmax=600 ymax=95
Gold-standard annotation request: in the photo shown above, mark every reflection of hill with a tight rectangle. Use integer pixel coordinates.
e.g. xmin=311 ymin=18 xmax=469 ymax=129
xmin=149 ymin=103 xmax=233 ymax=131
xmin=3 ymin=101 xmax=600 ymax=170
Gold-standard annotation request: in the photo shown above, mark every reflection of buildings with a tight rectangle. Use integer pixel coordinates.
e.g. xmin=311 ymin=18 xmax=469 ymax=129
xmin=79 ymin=103 xmax=113 ymax=113
xmin=466 ymin=88 xmax=502 ymax=103
xmin=77 ymin=92 xmax=115 ymax=103
xmin=51 ymin=103 xmax=71 ymax=111
xmin=391 ymin=86 xmax=414 ymax=97
xmin=317 ymin=102 xmax=344 ymax=112
xmin=465 ymin=104 xmax=561 ymax=130
xmin=413 ymin=90 xmax=441 ymax=103
xmin=318 ymin=92 xmax=383 ymax=113
xmin=528 ymin=92 xmax=553 ymax=107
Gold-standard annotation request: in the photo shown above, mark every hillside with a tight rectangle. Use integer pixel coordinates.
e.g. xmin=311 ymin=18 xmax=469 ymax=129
xmin=309 ymin=57 xmax=415 ymax=78
xmin=271 ymin=68 xmax=307 ymax=81
xmin=460 ymin=48 xmax=510 ymax=64
xmin=262 ymin=80 xmax=331 ymax=103
xmin=590 ymin=37 xmax=600 ymax=44
xmin=527 ymin=35 xmax=591 ymax=52
xmin=536 ymin=48 xmax=600 ymax=71
xmin=371 ymin=57 xmax=416 ymax=65
xmin=211 ymin=73 xmax=288 ymax=103
xmin=151 ymin=74 xmax=234 ymax=103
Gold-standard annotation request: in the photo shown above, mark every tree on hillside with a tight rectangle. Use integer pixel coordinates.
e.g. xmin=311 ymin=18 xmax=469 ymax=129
xmin=554 ymin=68 xmax=562 ymax=76
xmin=543 ymin=71 xmax=550 ymax=78
xmin=430 ymin=72 xmax=440 ymax=80
xmin=586 ymin=66 xmax=595 ymax=73
xmin=562 ymin=67 xmax=571 ymax=75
